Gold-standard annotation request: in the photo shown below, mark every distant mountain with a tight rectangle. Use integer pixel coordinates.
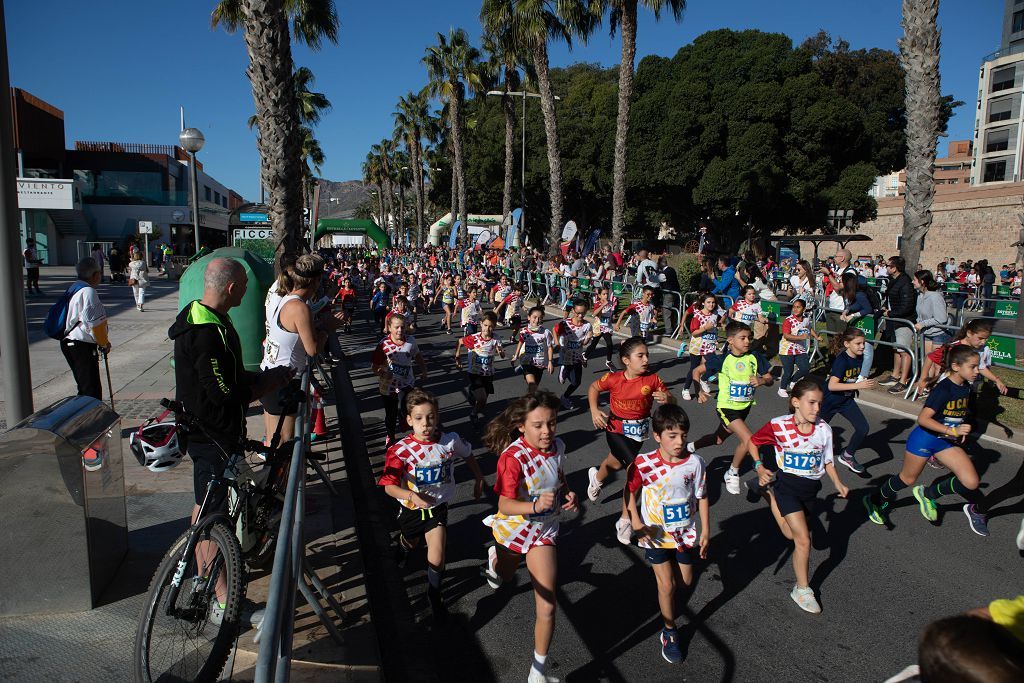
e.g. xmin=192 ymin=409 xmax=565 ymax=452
xmin=317 ymin=179 xmax=371 ymax=219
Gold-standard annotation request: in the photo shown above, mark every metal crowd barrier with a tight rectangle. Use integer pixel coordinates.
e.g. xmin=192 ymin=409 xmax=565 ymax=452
xmin=255 ymin=361 xmax=346 ymax=683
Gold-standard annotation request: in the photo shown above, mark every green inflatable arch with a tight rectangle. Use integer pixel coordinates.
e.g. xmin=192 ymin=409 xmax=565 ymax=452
xmin=314 ymin=218 xmax=390 ymax=249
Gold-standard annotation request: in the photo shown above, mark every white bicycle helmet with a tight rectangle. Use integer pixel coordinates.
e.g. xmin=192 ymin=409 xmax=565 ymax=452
xmin=130 ymin=410 xmax=183 ymax=472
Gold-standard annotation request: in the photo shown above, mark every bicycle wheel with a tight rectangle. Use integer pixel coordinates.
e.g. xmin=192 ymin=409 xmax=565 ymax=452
xmin=134 ymin=518 xmax=246 ymax=683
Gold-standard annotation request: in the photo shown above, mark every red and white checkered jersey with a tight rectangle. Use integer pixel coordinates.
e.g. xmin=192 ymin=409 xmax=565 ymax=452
xmin=500 ymin=292 xmax=524 ymax=321
xmin=625 ymin=301 xmax=656 ymax=330
xmin=461 ymin=334 xmax=504 ymax=376
xmin=731 ymin=300 xmax=763 ymax=325
xmin=750 ymin=415 xmax=834 ymax=480
xmin=555 ymin=319 xmax=592 ymax=365
xmin=627 ymin=449 xmax=707 ymax=550
xmin=460 ymin=300 xmax=482 ymax=327
xmin=377 ymin=432 xmax=471 ymax=509
xmin=779 ymin=314 xmax=810 ymax=355
xmin=491 ymin=283 xmax=512 ymax=302
xmin=485 ymin=437 xmax=567 ymax=553
xmin=686 ymin=311 xmax=720 ymax=356
xmin=371 ymin=335 xmax=420 ymax=395
xmin=518 ymin=326 xmax=555 ymax=368
xmin=594 ymin=297 xmax=617 ymax=334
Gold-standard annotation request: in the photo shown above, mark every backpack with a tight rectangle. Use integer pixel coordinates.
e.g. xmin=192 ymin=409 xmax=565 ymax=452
xmin=43 ymin=282 xmax=87 ymax=340
xmin=859 ymin=282 xmax=883 ymax=316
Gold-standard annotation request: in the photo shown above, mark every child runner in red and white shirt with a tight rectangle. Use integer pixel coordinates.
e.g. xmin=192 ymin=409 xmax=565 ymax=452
xmin=459 ymin=285 xmax=483 ymax=336
xmin=495 ymin=283 xmax=526 ymax=343
xmin=378 ymin=388 xmax=484 ymax=621
xmin=513 ymin=306 xmax=555 ymax=394
xmin=617 ymin=285 xmax=658 ymax=341
xmin=680 ymin=293 xmax=721 ymax=401
xmin=371 ymin=313 xmax=428 ymax=444
xmin=481 ymin=391 xmax=579 ymax=683
xmin=625 ymin=404 xmax=709 ymax=665
xmin=585 ymin=286 xmax=618 ymax=371
xmin=455 ymin=311 xmax=506 ymax=428
xmin=778 ymin=297 xmax=818 ymax=397
xmin=555 ymin=299 xmax=593 ymax=409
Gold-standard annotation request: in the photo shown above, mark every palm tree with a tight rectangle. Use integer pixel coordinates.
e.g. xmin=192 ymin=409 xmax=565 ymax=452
xmin=424 ymin=28 xmax=484 ymax=246
xmin=482 ymin=0 xmax=599 ymax=256
xmin=394 ymin=90 xmax=430 ymax=246
xmin=213 ymin=0 xmax=339 ymax=50
xmin=237 ymin=0 xmax=304 ymax=258
xmin=371 ymin=138 xmax=398 ymax=235
xmin=300 ymin=125 xmax=325 ymax=220
xmin=362 ymin=152 xmax=385 ymax=228
xmin=607 ymin=0 xmax=685 ymax=247
xmin=897 ymin=0 xmax=941 ymax=270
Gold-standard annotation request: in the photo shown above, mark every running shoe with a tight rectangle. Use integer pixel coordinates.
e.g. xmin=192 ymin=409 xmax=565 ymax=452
xmin=777 ymin=387 xmax=789 ymax=398
xmin=863 ymin=496 xmax=886 ymax=526
xmin=681 ymin=388 xmax=692 ymax=401
xmin=615 ymin=517 xmax=633 ymax=545
xmin=790 ymin=585 xmax=821 ymax=614
xmin=581 ymin=354 xmax=588 ymax=367
xmin=723 ymin=469 xmax=740 ymax=495
xmin=926 ymin=455 xmax=946 ymax=470
xmin=912 ymin=485 xmax=938 ymax=522
xmin=605 ymin=360 xmax=616 ymax=372
xmin=706 ymin=374 xmax=717 ymax=383
xmin=527 ymin=670 xmax=560 ymax=683
xmin=660 ymin=628 xmax=682 ymax=664
xmin=699 ymin=380 xmax=712 ymax=394
xmin=676 ymin=345 xmax=686 ymax=358
xmin=887 ymin=382 xmax=908 ymax=395
xmin=836 ymin=451 xmax=865 ymax=474
xmin=587 ymin=466 xmax=602 ymax=502
xmin=878 ymin=376 xmax=898 ymax=387
xmin=963 ymin=504 xmax=990 ymax=537
xmin=483 ymin=546 xmax=502 ymax=589
xmin=558 ymin=366 xmax=567 ymax=384
xmin=208 ymin=597 xmax=226 ymax=626
xmin=560 ymin=396 xmax=573 ymax=410
xmin=427 ymin=585 xmax=448 ymax=624
xmin=1016 ymin=517 xmax=1024 ymax=551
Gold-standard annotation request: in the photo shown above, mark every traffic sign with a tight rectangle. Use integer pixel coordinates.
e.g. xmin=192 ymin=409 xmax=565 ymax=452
xmin=138 ymin=221 xmax=154 ymax=234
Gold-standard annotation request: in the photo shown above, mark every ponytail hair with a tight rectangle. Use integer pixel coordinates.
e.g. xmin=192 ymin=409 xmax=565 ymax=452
xmin=945 ymin=345 xmax=980 ymax=373
xmin=483 ymin=390 xmax=561 ymax=454
xmin=829 ymin=325 xmax=865 ymax=357
xmin=941 ymin=318 xmax=994 ymax=371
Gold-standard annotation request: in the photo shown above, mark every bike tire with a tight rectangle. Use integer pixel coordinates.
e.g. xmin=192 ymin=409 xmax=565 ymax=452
xmin=134 ymin=518 xmax=246 ymax=683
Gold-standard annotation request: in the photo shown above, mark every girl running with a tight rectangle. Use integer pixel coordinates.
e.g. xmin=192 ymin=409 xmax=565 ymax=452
xmin=433 ymin=275 xmax=457 ymax=335
xmin=625 ymin=404 xmax=709 ymax=663
xmin=378 ymin=389 xmax=485 ymax=622
xmin=746 ymin=378 xmax=849 ymax=614
xmin=554 ymin=299 xmax=593 ymax=409
xmin=481 ymin=391 xmax=579 ymax=683
xmin=512 ymin=306 xmax=555 ymax=395
xmin=617 ymin=285 xmax=657 ymax=342
xmin=680 ymin=293 xmax=720 ymax=401
xmin=460 ymin=284 xmax=483 ymax=336
xmin=778 ymin=297 xmax=819 ymax=397
xmin=334 ymin=276 xmax=357 ymax=334
xmin=584 ymin=285 xmax=618 ymax=372
xmin=495 ymin=282 xmax=526 ymax=343
xmin=586 ymin=337 xmax=672 ymax=544
xmin=370 ymin=282 xmax=388 ymax=334
xmin=371 ymin=313 xmax=429 ymax=446
xmin=455 ymin=311 xmax=506 ymax=429
xmin=922 ymin=319 xmax=1008 ymax=397
xmin=818 ymin=327 xmax=876 ymax=475
xmin=864 ymin=346 xmax=991 ymax=536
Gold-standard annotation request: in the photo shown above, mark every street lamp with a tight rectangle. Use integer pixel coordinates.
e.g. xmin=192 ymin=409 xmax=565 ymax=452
xmin=179 ymin=127 xmax=205 ymax=255
xmin=485 ymin=90 xmax=560 ymax=246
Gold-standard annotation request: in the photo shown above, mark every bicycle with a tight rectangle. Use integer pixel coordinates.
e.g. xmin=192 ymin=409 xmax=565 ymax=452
xmin=134 ymin=390 xmax=304 ymax=683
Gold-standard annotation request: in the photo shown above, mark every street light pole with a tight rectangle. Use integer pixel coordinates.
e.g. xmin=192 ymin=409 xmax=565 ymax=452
xmin=179 ymin=127 xmax=205 ymax=256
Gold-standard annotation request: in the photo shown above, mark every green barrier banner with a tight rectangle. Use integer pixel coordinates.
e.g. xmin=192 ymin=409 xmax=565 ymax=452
xmin=866 ymin=277 xmax=877 ymax=287
xmin=997 ymin=285 xmax=1011 ymax=297
xmin=995 ymin=301 xmax=1019 ymax=319
xmin=761 ymin=300 xmax=782 ymax=323
xmin=987 ymin=335 xmax=1017 ymax=366
xmin=945 ymin=282 xmax=961 ymax=292
xmin=853 ymin=315 xmax=876 ymax=340
xmin=773 ymin=271 xmax=786 ymax=281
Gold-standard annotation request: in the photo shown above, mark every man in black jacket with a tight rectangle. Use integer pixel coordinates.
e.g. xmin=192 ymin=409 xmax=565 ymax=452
xmin=880 ymin=255 xmax=917 ymax=394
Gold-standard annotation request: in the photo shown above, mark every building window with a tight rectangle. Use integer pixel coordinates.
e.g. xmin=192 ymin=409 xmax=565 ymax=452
xmin=983 ymin=159 xmax=1008 ymax=182
xmin=204 ymin=186 xmax=211 ymax=201
xmin=1014 ymin=10 xmax=1024 ymax=33
xmin=992 ymin=66 xmax=1017 ymax=93
xmin=214 ymin=190 xmax=221 ymax=205
xmin=986 ymin=128 xmax=1011 ymax=153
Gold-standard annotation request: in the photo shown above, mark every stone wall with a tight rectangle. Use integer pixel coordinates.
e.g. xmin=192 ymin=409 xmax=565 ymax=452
xmin=827 ymin=183 xmax=1024 ymax=268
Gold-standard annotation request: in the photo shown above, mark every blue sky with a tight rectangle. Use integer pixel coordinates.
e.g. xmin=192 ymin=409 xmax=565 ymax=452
xmin=6 ymin=0 xmax=1005 ymax=201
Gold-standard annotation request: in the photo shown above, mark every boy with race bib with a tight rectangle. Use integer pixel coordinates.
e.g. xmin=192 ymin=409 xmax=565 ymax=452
xmin=625 ymin=404 xmax=709 ymax=664
xmin=378 ymin=389 xmax=485 ymax=622
xmin=455 ymin=311 xmax=506 ymax=429
xmin=747 ymin=378 xmax=849 ymax=614
xmin=587 ymin=337 xmax=673 ymax=544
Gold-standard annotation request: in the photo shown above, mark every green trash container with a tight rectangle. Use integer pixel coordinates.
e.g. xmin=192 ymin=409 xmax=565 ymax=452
xmin=177 ymin=246 xmax=275 ymax=371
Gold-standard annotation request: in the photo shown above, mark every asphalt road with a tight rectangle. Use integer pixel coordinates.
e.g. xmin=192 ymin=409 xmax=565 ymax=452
xmin=338 ymin=304 xmax=1024 ymax=683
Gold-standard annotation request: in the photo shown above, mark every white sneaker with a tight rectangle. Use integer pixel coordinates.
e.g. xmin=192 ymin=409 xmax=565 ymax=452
xmin=558 ymin=365 xmax=566 ymax=384
xmin=1017 ymin=518 xmax=1024 ymax=551
xmin=528 ymin=669 xmax=560 ymax=683
xmin=483 ymin=546 xmax=502 ymax=590
xmin=723 ymin=469 xmax=740 ymax=495
xmin=587 ymin=466 xmax=602 ymax=502
xmin=777 ymin=387 xmax=789 ymax=398
xmin=681 ymin=388 xmax=692 ymax=401
xmin=791 ymin=585 xmax=821 ymax=614
xmin=699 ymin=380 xmax=711 ymax=394
xmin=560 ymin=396 xmax=573 ymax=410
xmin=615 ymin=517 xmax=633 ymax=545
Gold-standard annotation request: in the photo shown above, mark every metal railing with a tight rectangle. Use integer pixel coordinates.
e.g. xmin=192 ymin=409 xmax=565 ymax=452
xmin=254 ymin=361 xmax=346 ymax=683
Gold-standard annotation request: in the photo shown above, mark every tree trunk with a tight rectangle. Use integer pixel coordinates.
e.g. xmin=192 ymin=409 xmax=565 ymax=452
xmin=449 ymin=157 xmax=458 ymax=246
xmin=502 ymin=86 xmax=515 ymax=222
xmin=376 ymin=182 xmax=385 ymax=230
xmin=611 ymin=1 xmax=637 ymax=249
xmin=398 ymin=181 xmax=406 ymax=246
xmin=451 ymin=92 xmax=469 ymax=246
xmin=411 ymin=129 xmax=425 ymax=246
xmin=241 ymin=0 xmax=303 ymax=261
xmin=533 ymin=41 xmax=564 ymax=258
xmin=898 ymin=0 xmax=941 ymax=272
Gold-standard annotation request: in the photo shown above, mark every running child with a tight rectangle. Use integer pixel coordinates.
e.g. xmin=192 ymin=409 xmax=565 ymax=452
xmin=921 ymin=318 xmax=1008 ymax=397
xmin=370 ymin=281 xmax=388 ymax=334
xmin=746 ymin=378 xmax=849 ymax=614
xmin=617 ymin=285 xmax=658 ymax=342
xmin=587 ymin=337 xmax=673 ymax=543
xmin=680 ymin=293 xmax=721 ymax=401
xmin=481 ymin=391 xmax=580 ymax=683
xmin=491 ymin=274 xmax=513 ymax=310
xmin=334 ymin=276 xmax=357 ymax=334
xmin=561 ymin=277 xmax=584 ymax=317
xmin=817 ymin=327 xmax=876 ymax=475
xmin=625 ymin=404 xmax=708 ymax=663
xmin=455 ymin=311 xmax=506 ymax=428
xmin=554 ymin=299 xmax=593 ymax=410
xmin=378 ymin=388 xmax=485 ymax=621
xmin=433 ymin=275 xmax=457 ymax=334
xmin=385 ymin=295 xmax=411 ymax=332
xmin=495 ymin=281 xmax=526 ymax=343
xmin=864 ymin=345 xmax=991 ymax=536
xmin=512 ymin=306 xmax=555 ymax=395
xmin=729 ymin=284 xmax=770 ymax=358
xmin=778 ymin=297 xmax=819 ymax=397
xmin=584 ymin=285 xmax=618 ymax=372
xmin=460 ymin=284 xmax=483 ymax=336
xmin=371 ymin=313 xmax=428 ymax=445
xmin=689 ymin=321 xmax=774 ymax=495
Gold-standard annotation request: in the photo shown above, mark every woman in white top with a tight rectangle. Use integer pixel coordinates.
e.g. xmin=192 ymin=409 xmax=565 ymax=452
xmin=260 ymin=253 xmax=327 ymax=442
xmin=788 ymin=259 xmax=815 ymax=304
xmin=127 ymin=246 xmax=149 ymax=311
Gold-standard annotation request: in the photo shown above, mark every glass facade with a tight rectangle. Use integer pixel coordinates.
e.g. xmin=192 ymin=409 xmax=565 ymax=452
xmin=73 ymin=169 xmax=188 ymax=205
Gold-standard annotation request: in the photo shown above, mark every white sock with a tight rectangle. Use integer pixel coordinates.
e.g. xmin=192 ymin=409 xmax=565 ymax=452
xmin=531 ymin=652 xmax=547 ymax=674
xmin=728 ymin=466 xmax=738 ymax=475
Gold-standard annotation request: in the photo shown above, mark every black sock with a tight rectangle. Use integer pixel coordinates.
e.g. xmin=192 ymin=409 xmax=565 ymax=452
xmin=923 ymin=474 xmax=957 ymax=500
xmin=872 ymin=474 xmax=907 ymax=508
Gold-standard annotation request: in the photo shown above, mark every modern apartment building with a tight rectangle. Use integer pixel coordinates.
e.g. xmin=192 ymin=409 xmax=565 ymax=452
xmin=971 ymin=0 xmax=1024 ymax=185
xmin=869 ymin=140 xmax=972 ymax=198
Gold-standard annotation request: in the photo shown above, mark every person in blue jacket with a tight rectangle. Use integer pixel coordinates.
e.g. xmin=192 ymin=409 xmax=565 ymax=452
xmin=711 ymin=255 xmax=741 ymax=302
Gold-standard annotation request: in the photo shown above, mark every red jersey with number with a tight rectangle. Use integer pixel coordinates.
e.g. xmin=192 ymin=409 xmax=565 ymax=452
xmin=597 ymin=371 xmax=667 ymax=432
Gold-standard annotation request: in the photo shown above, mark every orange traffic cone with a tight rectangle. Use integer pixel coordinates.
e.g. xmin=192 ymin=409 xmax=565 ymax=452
xmin=311 ymin=388 xmax=327 ymax=441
